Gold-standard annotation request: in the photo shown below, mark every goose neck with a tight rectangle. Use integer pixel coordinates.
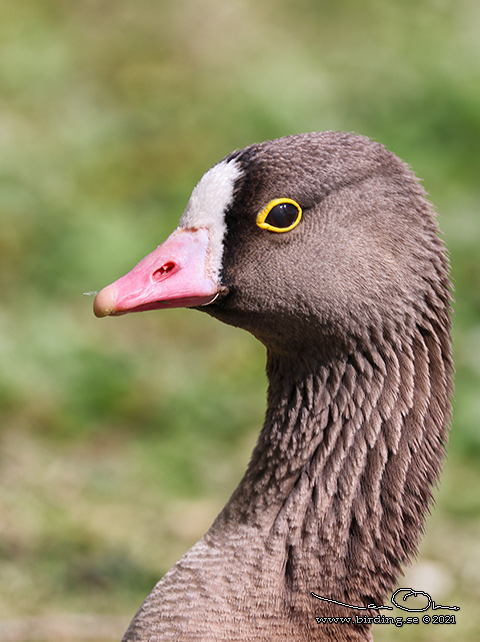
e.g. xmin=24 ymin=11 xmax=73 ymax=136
xmin=215 ymin=323 xmax=451 ymax=605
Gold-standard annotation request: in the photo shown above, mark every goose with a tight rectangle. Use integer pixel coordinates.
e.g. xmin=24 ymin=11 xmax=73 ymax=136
xmin=93 ymin=132 xmax=453 ymax=641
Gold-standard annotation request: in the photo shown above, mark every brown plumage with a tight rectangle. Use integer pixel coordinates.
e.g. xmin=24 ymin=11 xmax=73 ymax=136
xmin=94 ymin=132 xmax=453 ymax=640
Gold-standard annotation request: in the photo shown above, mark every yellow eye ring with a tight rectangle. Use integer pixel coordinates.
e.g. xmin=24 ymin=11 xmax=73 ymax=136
xmin=256 ymin=198 xmax=302 ymax=233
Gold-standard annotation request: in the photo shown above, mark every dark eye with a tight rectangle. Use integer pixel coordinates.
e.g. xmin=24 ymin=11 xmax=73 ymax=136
xmin=256 ymin=198 xmax=302 ymax=233
xmin=266 ymin=202 xmax=299 ymax=228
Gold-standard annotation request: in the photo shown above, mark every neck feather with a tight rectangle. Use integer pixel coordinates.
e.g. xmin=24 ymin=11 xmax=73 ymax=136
xmin=217 ymin=313 xmax=453 ymax=608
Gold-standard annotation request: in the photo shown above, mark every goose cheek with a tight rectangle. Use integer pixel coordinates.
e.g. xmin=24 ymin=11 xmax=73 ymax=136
xmin=93 ymin=228 xmax=222 ymax=317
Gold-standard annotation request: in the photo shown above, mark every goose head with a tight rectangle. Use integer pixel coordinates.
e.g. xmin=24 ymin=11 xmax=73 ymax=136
xmin=94 ymin=132 xmax=448 ymax=360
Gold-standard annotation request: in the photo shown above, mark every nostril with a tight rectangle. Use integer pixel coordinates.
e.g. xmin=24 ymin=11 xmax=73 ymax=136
xmin=152 ymin=261 xmax=176 ymax=281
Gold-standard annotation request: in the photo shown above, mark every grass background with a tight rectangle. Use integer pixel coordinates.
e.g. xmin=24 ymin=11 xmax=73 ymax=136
xmin=1 ymin=1 xmax=479 ymax=640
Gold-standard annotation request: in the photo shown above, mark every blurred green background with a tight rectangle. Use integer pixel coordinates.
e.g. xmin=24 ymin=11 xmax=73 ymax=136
xmin=1 ymin=1 xmax=479 ymax=640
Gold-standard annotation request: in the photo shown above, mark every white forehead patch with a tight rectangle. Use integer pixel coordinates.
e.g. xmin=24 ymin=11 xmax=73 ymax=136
xmin=179 ymin=159 xmax=242 ymax=279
